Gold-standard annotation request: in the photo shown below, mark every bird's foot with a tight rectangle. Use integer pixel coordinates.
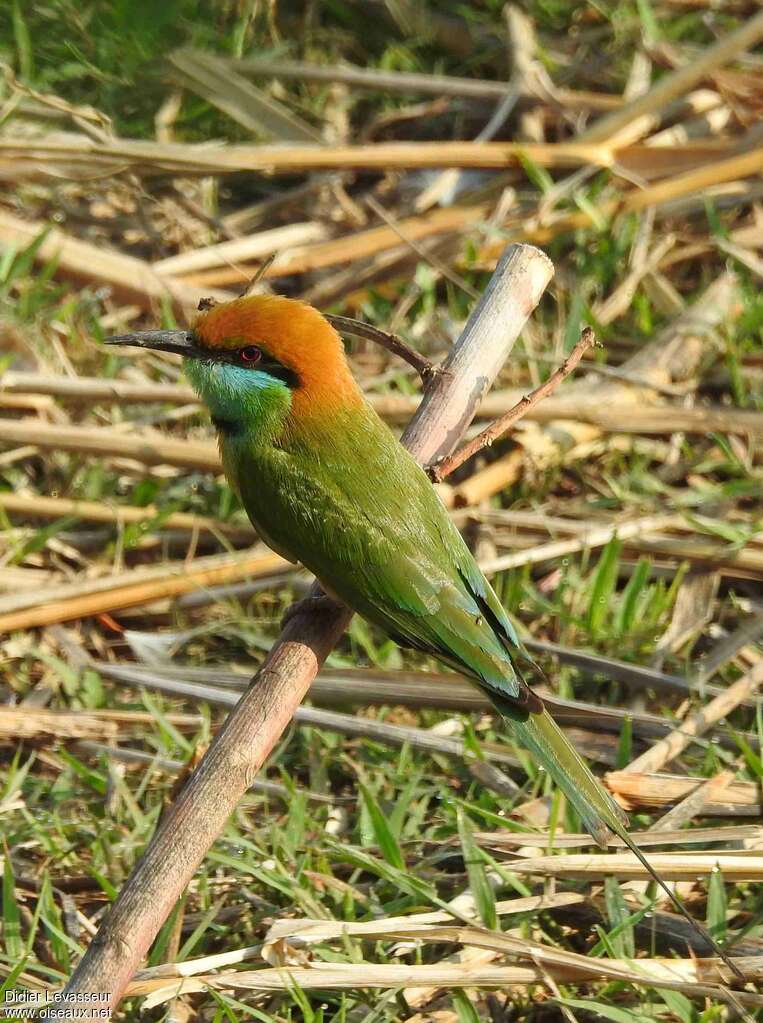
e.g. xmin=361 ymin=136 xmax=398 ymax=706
xmin=281 ymin=594 xmax=343 ymax=630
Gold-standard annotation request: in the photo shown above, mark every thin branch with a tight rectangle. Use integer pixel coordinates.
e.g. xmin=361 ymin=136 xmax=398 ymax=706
xmin=46 ymin=242 xmax=553 ymax=1022
xmin=325 ymin=313 xmax=439 ymax=383
xmin=364 ymin=194 xmax=480 ymax=300
xmin=429 ymin=326 xmax=596 ymax=482
xmin=240 ymin=252 xmax=277 ymax=296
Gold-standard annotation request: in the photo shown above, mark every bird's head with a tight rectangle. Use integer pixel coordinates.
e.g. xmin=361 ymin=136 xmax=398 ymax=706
xmin=105 ymin=294 xmax=361 ymax=434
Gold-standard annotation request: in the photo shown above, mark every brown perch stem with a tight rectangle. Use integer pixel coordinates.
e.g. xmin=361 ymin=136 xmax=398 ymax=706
xmin=45 ymin=242 xmax=553 ymax=1021
xmin=325 ymin=313 xmax=438 ymax=383
xmin=429 ymin=326 xmax=596 ymax=482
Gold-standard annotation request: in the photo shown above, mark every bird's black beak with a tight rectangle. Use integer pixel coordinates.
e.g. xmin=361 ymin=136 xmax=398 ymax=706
xmin=104 ymin=330 xmax=203 ymax=358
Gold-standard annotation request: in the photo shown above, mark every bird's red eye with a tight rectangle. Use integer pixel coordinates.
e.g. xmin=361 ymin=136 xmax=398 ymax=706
xmin=240 ymin=345 xmax=262 ymax=364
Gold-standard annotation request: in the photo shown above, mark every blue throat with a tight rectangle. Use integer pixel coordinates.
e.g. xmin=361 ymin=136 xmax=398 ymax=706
xmin=184 ymin=359 xmax=292 ymax=442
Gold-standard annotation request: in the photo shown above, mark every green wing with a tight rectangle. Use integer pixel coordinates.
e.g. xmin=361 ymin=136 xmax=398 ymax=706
xmin=231 ymin=408 xmax=536 ymax=715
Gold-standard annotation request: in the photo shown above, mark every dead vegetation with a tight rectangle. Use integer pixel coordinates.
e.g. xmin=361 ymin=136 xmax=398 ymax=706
xmin=1 ymin=2 xmax=763 ymax=1021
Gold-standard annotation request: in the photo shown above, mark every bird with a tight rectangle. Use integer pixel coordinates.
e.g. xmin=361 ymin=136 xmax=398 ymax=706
xmin=106 ymin=294 xmax=737 ymax=971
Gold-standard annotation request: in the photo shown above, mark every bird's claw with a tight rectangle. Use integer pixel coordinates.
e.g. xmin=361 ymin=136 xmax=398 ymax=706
xmin=281 ymin=594 xmax=343 ymax=630
xmin=425 ymin=459 xmax=445 ymax=484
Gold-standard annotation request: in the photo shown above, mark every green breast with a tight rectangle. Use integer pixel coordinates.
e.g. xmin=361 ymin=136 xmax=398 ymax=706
xmin=226 ymin=401 xmax=530 ymax=712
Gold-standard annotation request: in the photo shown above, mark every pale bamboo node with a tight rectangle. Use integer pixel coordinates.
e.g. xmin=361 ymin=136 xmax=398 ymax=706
xmin=45 ymin=242 xmax=554 ymax=1021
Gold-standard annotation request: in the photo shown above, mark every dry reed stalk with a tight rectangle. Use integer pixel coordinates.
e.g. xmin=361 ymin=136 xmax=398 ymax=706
xmin=620 ymin=662 xmax=763 ymax=776
xmin=169 ymin=49 xmax=324 ymax=143
xmin=173 ymin=147 xmax=763 ymax=288
xmin=233 ymin=55 xmax=625 ymax=109
xmin=77 ymin=709 xmax=202 ymax=727
xmin=623 ymin=147 xmax=763 ymax=212
xmin=152 ymin=221 xmax=330 ymax=277
xmin=262 ymin=916 xmax=757 ymax=983
xmin=447 ymin=449 xmax=525 ymax=507
xmin=431 ymin=327 xmax=597 ymax=480
xmin=0 ymin=210 xmax=231 ymax=315
xmin=607 ymin=771 xmax=761 ymax=813
xmin=456 ymin=401 xmax=763 ymax=437
xmin=439 ymin=272 xmax=741 ymax=504
xmin=0 ymin=372 xmax=197 ymax=404
xmin=0 ymin=549 xmax=288 ymax=633
xmin=176 ymin=204 xmax=490 ymax=287
xmin=6 ymin=378 xmax=762 ymax=438
xmin=475 ymin=155 xmax=763 ymax=267
xmin=0 ymin=492 xmax=254 ymax=540
xmin=620 ymin=535 xmax=763 ymax=575
xmin=504 ymin=851 xmax=763 ymax=882
xmin=474 ymin=825 xmax=759 ymax=849
xmin=0 ymin=420 xmax=220 ymax=471
xmin=93 ymin=663 xmax=524 ymax=767
xmin=0 ymin=707 xmax=118 ymax=741
xmin=47 ymin=243 xmax=554 ymax=1021
xmin=123 ymin=960 xmax=761 ymax=1009
xmin=577 ymin=9 xmax=763 ymax=144
xmin=0 ymin=137 xmax=614 ymax=177
xmin=647 ymin=768 xmax=739 ymax=832
xmin=478 ymin=513 xmax=682 ymax=575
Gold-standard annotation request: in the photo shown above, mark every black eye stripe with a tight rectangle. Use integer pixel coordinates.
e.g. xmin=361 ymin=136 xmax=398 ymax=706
xmin=190 ymin=335 xmax=300 ymax=388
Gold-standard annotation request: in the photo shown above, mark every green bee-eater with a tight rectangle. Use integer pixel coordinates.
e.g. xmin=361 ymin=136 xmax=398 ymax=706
xmin=106 ymin=295 xmax=736 ymax=969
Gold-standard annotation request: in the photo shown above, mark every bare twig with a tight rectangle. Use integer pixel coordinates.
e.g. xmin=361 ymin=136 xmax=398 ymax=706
xmin=46 ymin=243 xmax=553 ymax=1021
xmin=325 ymin=314 xmax=438 ymax=383
xmin=429 ymin=327 xmax=596 ymax=481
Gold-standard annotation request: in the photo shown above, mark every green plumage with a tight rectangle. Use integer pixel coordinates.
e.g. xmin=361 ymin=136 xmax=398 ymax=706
xmin=108 ymin=301 xmax=736 ymax=971
xmin=200 ymin=369 xmax=628 ymax=847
